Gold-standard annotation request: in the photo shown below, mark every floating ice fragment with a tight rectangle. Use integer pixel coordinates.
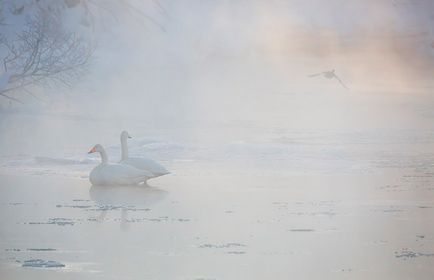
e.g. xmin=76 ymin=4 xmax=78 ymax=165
xmin=27 ymin=248 xmax=56 ymax=251
xmin=47 ymin=218 xmax=74 ymax=226
xmin=22 ymin=259 xmax=65 ymax=268
xmin=226 ymin=251 xmax=246 ymax=254
xmin=199 ymin=243 xmax=246 ymax=249
xmin=289 ymin=229 xmax=315 ymax=232
xmin=395 ymin=249 xmax=434 ymax=259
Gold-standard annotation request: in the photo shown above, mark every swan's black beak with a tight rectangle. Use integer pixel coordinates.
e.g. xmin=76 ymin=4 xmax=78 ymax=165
xmin=128 ymin=136 xmax=132 ymax=139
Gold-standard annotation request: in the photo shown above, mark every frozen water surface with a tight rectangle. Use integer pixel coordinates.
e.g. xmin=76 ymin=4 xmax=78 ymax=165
xmin=0 ymin=115 xmax=433 ymax=280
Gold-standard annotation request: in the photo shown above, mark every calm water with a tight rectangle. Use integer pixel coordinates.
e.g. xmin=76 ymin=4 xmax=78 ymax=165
xmin=0 ymin=113 xmax=434 ymax=279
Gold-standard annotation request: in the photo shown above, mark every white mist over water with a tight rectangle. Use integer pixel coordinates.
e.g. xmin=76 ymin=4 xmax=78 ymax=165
xmin=2 ymin=1 xmax=434 ymax=135
xmin=0 ymin=0 xmax=433 ymax=181
xmin=1 ymin=1 xmax=434 ymax=279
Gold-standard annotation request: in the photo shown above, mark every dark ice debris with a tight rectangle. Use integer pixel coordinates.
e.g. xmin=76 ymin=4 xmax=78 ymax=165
xmin=289 ymin=229 xmax=315 ymax=232
xmin=226 ymin=251 xmax=246 ymax=254
xmin=29 ymin=218 xmax=75 ymax=226
xmin=47 ymin=218 xmax=75 ymax=226
xmin=200 ymin=243 xmax=246 ymax=249
xmin=86 ymin=205 xmax=149 ymax=211
xmin=56 ymin=204 xmax=92 ymax=209
xmin=27 ymin=248 xmax=56 ymax=251
xmin=395 ymin=249 xmax=434 ymax=259
xmin=22 ymin=259 xmax=65 ymax=268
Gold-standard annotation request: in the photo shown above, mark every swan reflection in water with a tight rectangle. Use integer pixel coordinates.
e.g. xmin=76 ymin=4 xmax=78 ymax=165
xmin=89 ymin=184 xmax=168 ymax=230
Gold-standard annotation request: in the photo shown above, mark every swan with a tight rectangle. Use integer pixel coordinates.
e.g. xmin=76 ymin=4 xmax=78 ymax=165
xmin=308 ymin=69 xmax=348 ymax=89
xmin=88 ymin=144 xmax=153 ymax=186
xmin=119 ymin=131 xmax=169 ymax=178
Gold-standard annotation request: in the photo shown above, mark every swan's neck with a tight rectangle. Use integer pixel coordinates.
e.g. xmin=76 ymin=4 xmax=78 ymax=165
xmin=98 ymin=149 xmax=108 ymax=164
xmin=121 ymin=137 xmax=129 ymax=160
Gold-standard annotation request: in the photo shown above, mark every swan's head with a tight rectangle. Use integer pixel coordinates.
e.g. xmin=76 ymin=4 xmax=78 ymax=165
xmin=121 ymin=131 xmax=132 ymax=140
xmin=88 ymin=144 xmax=104 ymax=154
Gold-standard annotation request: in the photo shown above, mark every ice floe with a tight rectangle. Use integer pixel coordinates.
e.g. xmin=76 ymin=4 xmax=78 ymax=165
xmin=22 ymin=259 xmax=65 ymax=268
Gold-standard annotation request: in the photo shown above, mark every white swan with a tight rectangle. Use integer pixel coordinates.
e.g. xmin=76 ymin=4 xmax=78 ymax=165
xmin=119 ymin=131 xmax=169 ymax=178
xmin=88 ymin=144 xmax=153 ymax=186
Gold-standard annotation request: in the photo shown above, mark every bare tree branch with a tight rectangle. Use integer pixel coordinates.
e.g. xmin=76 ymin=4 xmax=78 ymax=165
xmin=0 ymin=8 xmax=94 ymax=102
xmin=0 ymin=0 xmax=166 ymax=103
xmin=0 ymin=92 xmax=23 ymax=103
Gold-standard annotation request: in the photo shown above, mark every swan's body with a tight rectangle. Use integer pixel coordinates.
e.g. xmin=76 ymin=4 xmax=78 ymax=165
xmin=119 ymin=131 xmax=169 ymax=178
xmin=88 ymin=144 xmax=152 ymax=186
xmin=89 ymin=164 xmax=151 ymax=186
xmin=121 ymin=157 xmax=169 ymax=177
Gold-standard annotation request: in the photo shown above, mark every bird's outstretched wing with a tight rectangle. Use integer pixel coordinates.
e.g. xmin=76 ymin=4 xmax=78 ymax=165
xmin=333 ymin=74 xmax=349 ymax=89
xmin=308 ymin=73 xmax=322 ymax=77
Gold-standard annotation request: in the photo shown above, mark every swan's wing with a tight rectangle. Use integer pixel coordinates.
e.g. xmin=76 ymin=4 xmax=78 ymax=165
xmin=333 ymin=74 xmax=349 ymax=89
xmin=99 ymin=164 xmax=152 ymax=184
xmin=123 ymin=157 xmax=169 ymax=176
xmin=120 ymin=164 xmax=154 ymax=178
xmin=308 ymin=73 xmax=322 ymax=77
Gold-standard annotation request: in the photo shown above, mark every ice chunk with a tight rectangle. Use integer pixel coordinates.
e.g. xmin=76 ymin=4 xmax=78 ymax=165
xmin=22 ymin=259 xmax=65 ymax=268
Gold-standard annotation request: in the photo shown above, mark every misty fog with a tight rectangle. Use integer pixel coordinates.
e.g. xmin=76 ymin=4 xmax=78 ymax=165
xmin=1 ymin=1 xmax=434 ymax=279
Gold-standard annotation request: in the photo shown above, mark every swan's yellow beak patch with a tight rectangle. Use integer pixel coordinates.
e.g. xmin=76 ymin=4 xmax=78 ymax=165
xmin=88 ymin=146 xmax=96 ymax=154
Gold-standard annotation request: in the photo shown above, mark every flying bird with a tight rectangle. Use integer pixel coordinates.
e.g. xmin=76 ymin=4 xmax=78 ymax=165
xmin=308 ymin=69 xmax=348 ymax=89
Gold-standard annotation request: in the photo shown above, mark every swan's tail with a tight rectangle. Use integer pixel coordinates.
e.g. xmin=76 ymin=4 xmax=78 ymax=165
xmin=153 ymin=170 xmax=170 ymax=177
